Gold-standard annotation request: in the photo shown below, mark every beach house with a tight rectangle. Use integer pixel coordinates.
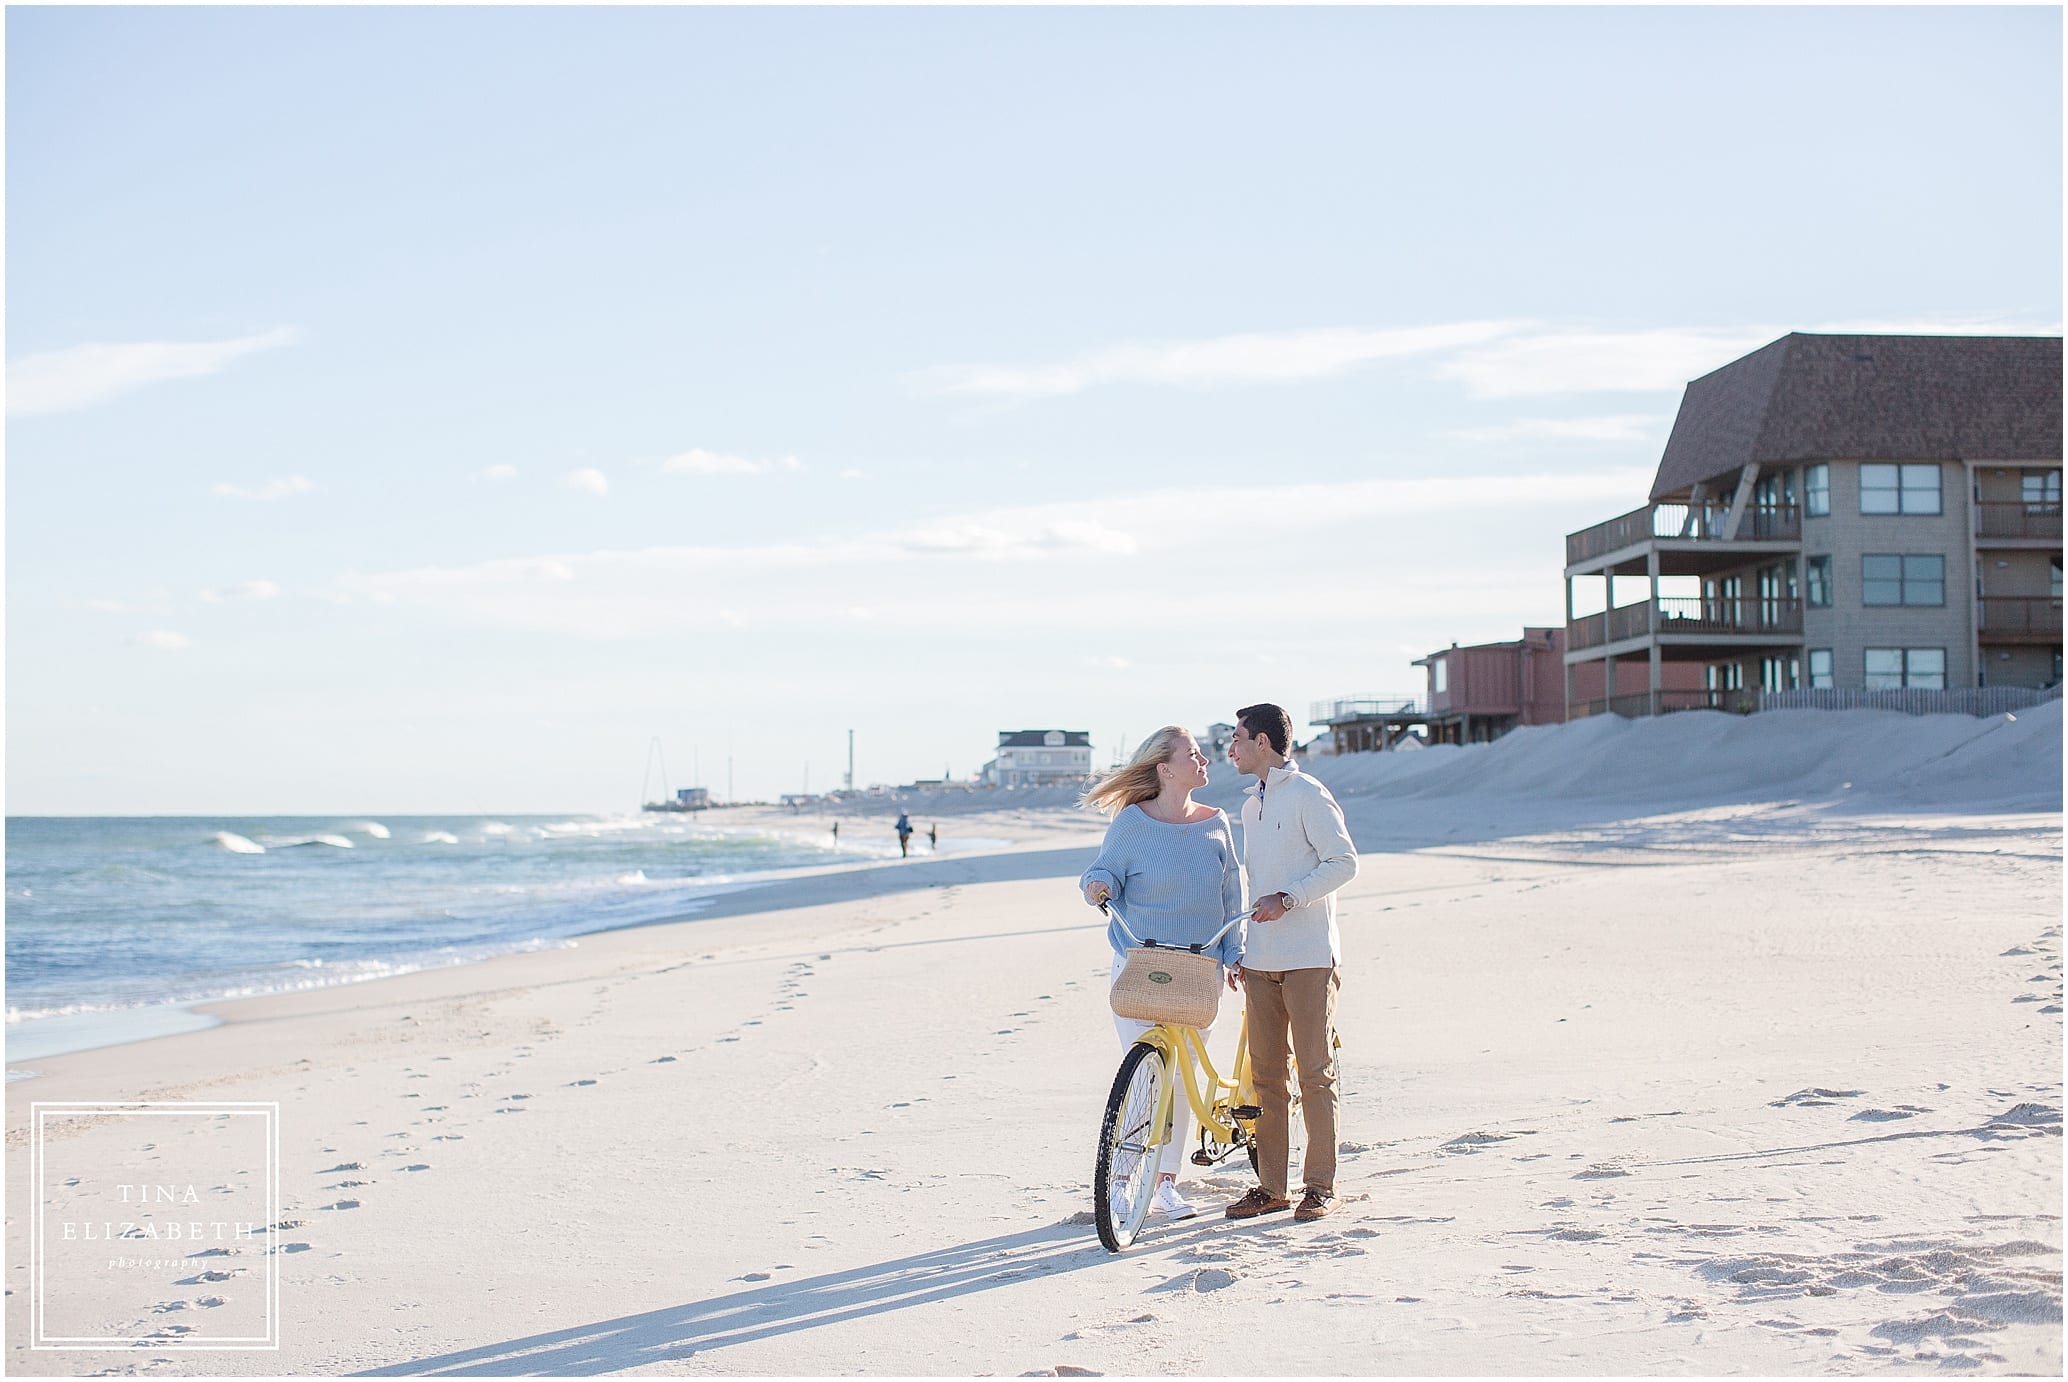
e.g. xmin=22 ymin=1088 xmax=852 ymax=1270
xmin=981 ymin=730 xmax=1093 ymax=787
xmin=1561 ymin=333 xmax=2063 ymax=717
xmin=1310 ymin=628 xmax=1711 ymax=752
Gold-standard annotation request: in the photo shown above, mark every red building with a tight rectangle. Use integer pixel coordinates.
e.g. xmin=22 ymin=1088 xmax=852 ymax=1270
xmin=1414 ymin=628 xmax=1705 ymax=744
xmin=1312 ymin=628 xmax=1707 ymax=751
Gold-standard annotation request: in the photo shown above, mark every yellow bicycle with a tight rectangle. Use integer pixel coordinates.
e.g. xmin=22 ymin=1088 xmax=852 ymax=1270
xmin=1094 ymin=908 xmax=1262 ymax=1253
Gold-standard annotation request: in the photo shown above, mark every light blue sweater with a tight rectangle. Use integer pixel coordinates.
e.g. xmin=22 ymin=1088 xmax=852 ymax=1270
xmin=1081 ymin=804 xmax=1246 ymax=967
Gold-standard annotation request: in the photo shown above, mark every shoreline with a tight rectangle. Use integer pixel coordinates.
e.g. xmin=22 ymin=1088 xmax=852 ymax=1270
xmin=4 ymin=806 xmax=1107 ymax=1075
xmin=2 ymin=807 xmax=1082 ymax=1069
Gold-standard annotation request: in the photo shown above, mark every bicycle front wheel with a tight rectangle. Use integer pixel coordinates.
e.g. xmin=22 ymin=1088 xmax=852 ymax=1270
xmin=1094 ymin=1040 xmax=1167 ymax=1252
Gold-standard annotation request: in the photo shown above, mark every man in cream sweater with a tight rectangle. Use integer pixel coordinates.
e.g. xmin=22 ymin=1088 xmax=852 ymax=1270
xmin=1225 ymin=702 xmax=1359 ymax=1222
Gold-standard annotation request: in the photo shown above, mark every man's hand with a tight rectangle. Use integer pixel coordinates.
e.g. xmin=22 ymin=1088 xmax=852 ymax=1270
xmin=1251 ymin=891 xmax=1291 ymax=923
xmin=1084 ymin=881 xmax=1111 ymax=908
xmin=1227 ymin=963 xmax=1243 ymax=991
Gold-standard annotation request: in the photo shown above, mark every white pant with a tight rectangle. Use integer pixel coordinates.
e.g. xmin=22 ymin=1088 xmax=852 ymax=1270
xmin=1109 ymin=953 xmax=1216 ymax=1178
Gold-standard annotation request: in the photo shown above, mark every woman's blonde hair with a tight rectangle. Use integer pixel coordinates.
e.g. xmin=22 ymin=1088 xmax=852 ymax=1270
xmin=1081 ymin=726 xmax=1194 ymax=816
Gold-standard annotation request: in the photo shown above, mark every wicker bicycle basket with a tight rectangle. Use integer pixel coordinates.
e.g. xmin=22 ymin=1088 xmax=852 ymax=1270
xmin=1109 ymin=944 xmax=1222 ymax=1028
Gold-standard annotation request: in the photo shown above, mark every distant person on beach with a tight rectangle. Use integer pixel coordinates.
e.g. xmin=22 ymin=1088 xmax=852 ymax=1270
xmin=1225 ymin=702 xmax=1358 ymax=1224
xmin=831 ymin=820 xmax=839 ymax=843
xmin=895 ymin=811 xmax=913 ymax=858
xmin=928 ymin=823 xmax=938 ymax=851
xmin=1081 ymin=726 xmax=1246 ymax=1223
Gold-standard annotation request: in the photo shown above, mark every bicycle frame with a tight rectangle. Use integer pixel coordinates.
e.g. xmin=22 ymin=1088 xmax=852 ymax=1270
xmin=1135 ymin=1013 xmax=1257 ymax=1160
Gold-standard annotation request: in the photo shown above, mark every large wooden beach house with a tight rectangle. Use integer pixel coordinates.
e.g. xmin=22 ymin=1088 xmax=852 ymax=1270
xmin=1562 ymin=333 xmax=2063 ymax=717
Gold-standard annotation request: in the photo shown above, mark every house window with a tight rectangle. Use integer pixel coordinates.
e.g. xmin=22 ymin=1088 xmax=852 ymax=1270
xmin=1861 ymin=554 xmax=1945 ymax=607
xmin=1432 ymin=658 xmax=1447 ymax=695
xmin=1804 ymin=464 xmax=1830 ymax=517
xmin=1805 ymin=555 xmax=1832 ymax=608
xmin=1807 ymin=649 xmax=1834 ymax=689
xmin=1706 ymin=662 xmax=1744 ymax=692
xmin=1860 ymin=462 xmax=1942 ymax=515
xmin=2022 ymin=469 xmax=2063 ymax=514
xmin=1760 ymin=656 xmax=1799 ymax=692
xmin=1866 ymin=647 xmax=1946 ymax=690
xmin=2053 ymin=559 xmax=2063 ymax=600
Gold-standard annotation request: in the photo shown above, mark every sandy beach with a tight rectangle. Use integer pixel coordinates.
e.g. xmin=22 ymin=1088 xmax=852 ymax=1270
xmin=6 ymin=708 xmax=2062 ymax=1376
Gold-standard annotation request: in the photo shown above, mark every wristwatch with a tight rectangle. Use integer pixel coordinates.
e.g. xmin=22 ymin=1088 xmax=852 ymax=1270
xmin=1273 ymin=891 xmax=1293 ymax=910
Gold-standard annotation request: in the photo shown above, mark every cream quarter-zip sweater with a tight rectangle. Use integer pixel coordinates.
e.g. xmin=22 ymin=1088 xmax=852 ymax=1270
xmin=1238 ymin=762 xmax=1358 ymax=971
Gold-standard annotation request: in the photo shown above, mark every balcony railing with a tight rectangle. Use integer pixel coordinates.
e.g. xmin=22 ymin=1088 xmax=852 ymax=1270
xmin=1566 ymin=502 xmax=1801 ymax=566
xmin=1977 ymin=596 xmax=2064 ymax=641
xmin=1310 ymin=694 xmax=1424 ymax=724
xmin=1569 ymin=688 xmax=1761 ymax=718
xmin=1568 ymin=597 xmax=1805 ymax=650
xmin=1974 ymin=502 xmax=2064 ymax=541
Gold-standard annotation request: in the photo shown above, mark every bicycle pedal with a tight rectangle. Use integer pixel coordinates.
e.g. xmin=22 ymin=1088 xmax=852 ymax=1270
xmin=1230 ymin=1105 xmax=1261 ymax=1120
xmin=1190 ymin=1150 xmax=1214 ymax=1166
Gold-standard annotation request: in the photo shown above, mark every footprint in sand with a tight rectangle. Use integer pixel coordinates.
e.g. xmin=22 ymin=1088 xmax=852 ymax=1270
xmin=652 ymin=1055 xmax=679 ymax=1063
xmin=401 ymin=1164 xmax=429 ymax=1172
xmin=1850 ymin=1106 xmax=1932 ymax=1121
xmin=176 ymin=1270 xmax=238 ymax=1286
xmin=570 ymin=1079 xmax=598 ymax=1087
xmin=323 ymin=1200 xmax=361 ymax=1211
xmin=318 ymin=1162 xmax=363 ymax=1174
xmin=1770 ymin=1088 xmax=1864 ymax=1108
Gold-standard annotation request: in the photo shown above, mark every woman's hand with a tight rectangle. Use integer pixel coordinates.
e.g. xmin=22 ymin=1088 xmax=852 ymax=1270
xmin=1227 ymin=963 xmax=1243 ymax=991
xmin=1084 ymin=881 xmax=1111 ymax=907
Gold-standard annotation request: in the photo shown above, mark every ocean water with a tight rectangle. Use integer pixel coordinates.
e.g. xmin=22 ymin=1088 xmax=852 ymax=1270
xmin=5 ymin=813 xmax=892 ymax=1061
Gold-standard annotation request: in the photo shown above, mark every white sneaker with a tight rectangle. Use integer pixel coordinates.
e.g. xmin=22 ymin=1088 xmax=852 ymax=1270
xmin=1152 ymin=1181 xmax=1197 ymax=1220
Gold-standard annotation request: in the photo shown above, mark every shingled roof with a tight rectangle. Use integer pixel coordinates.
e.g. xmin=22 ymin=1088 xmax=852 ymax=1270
xmin=1650 ymin=333 xmax=2063 ymax=502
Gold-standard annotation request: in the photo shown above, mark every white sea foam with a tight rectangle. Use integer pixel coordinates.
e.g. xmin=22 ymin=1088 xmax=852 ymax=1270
xmin=420 ymin=831 xmax=460 ymax=845
xmin=264 ymin=834 xmax=355 ymax=849
xmin=352 ymin=821 xmax=392 ymax=839
xmin=214 ymin=831 xmax=265 ymax=854
xmin=479 ymin=821 xmax=515 ymax=835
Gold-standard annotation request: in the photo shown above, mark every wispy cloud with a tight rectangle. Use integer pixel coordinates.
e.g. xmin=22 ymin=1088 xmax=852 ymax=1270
xmin=478 ymin=465 xmax=519 ymax=482
xmin=1437 ymin=328 xmax=1777 ymax=398
xmin=918 ymin=316 xmax=2062 ymax=404
xmin=913 ymin=322 xmax=1523 ymax=399
xmin=1443 ymin=414 xmax=1667 ymax=444
xmin=1438 ymin=317 xmax=2062 ymax=398
xmin=199 ymin=579 xmax=281 ymax=604
xmin=566 ymin=468 xmax=609 ymax=497
xmin=8 ymin=327 xmax=299 ymax=417
xmin=656 ymin=448 xmax=802 ymax=476
xmin=136 ymin=630 xmax=192 ymax=651
xmin=214 ymin=475 xmax=313 ymax=501
xmin=335 ymin=466 xmax=1649 ymax=639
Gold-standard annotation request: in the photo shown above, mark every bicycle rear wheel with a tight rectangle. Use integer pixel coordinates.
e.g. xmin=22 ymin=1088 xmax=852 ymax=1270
xmin=1094 ymin=1040 xmax=1167 ymax=1252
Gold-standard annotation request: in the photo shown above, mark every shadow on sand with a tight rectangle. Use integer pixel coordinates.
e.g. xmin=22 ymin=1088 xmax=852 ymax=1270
xmin=357 ymin=1221 xmax=1114 ymax=1375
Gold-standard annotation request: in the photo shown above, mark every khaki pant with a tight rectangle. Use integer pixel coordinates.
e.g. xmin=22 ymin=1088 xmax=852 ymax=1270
xmin=1242 ymin=965 xmax=1339 ymax=1198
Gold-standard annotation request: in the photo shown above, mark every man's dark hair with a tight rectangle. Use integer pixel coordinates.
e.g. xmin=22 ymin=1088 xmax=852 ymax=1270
xmin=1237 ymin=703 xmax=1294 ymax=757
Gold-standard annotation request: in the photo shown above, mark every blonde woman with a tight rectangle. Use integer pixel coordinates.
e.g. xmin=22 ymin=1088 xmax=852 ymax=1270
xmin=1080 ymin=726 xmax=1245 ymax=1221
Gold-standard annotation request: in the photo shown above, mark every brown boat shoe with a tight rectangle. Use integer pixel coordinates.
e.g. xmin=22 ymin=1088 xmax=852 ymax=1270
xmin=1224 ymin=1186 xmax=1293 ymax=1220
xmin=1294 ymin=1189 xmax=1336 ymax=1222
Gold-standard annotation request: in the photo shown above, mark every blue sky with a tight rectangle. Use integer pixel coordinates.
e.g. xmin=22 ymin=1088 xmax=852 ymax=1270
xmin=8 ymin=5 xmax=2062 ymax=813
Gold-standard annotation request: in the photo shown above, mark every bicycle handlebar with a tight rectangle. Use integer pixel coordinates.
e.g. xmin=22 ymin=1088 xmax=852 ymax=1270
xmin=1097 ymin=900 xmax=1253 ymax=954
